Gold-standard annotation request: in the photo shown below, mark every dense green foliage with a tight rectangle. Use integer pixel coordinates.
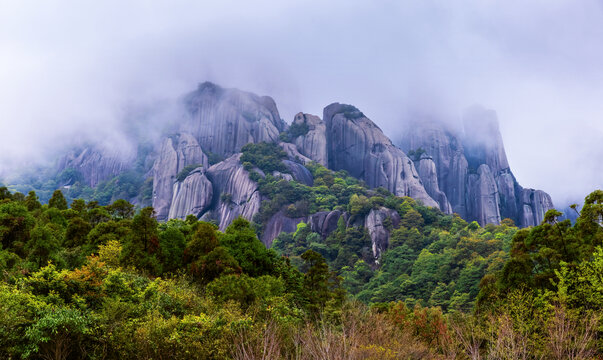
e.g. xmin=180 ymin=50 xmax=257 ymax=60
xmin=240 ymin=142 xmax=289 ymax=174
xmin=176 ymin=163 xmax=202 ymax=182
xmin=273 ymin=197 xmax=516 ymax=312
xmin=0 ymin=190 xmax=347 ymax=358
xmin=1 ymin=138 xmax=602 ymax=358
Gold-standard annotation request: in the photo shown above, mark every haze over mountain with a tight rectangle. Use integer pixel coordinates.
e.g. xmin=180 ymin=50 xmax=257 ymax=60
xmin=1 ymin=0 xmax=602 ymax=207
xmin=28 ymin=81 xmax=551 ymax=253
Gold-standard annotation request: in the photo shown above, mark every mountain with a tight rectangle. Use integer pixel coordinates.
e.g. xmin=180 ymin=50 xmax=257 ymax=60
xmin=398 ymin=106 xmax=554 ymax=227
xmin=24 ymin=82 xmax=553 ymax=249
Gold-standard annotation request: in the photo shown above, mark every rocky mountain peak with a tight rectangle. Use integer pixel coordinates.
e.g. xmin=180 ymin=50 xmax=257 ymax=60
xmin=323 ymin=103 xmax=438 ymax=208
xmin=399 ymin=107 xmax=554 ymax=226
xmin=180 ymin=82 xmax=284 ymax=157
xmin=462 ymin=106 xmax=510 ymax=174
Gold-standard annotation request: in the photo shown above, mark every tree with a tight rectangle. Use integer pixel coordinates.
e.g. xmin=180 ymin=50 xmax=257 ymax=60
xmin=65 ymin=217 xmax=92 ymax=247
xmin=107 ymin=199 xmax=135 ymax=220
xmin=26 ymin=224 xmax=60 ymax=268
xmin=219 ymin=217 xmax=276 ymax=277
xmin=301 ymin=249 xmax=344 ymax=314
xmin=348 ymin=194 xmax=370 ymax=216
xmin=0 ymin=201 xmax=35 ymax=252
xmin=48 ymin=190 xmax=68 ymax=210
xmin=158 ymin=227 xmax=186 ymax=273
xmin=25 ymin=191 xmax=41 ymax=211
xmin=400 ymin=208 xmax=424 ymax=229
xmin=131 ymin=207 xmax=158 ymax=253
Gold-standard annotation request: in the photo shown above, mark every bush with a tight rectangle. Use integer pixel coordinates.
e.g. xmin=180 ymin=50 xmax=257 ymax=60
xmin=176 ymin=164 xmax=202 ymax=182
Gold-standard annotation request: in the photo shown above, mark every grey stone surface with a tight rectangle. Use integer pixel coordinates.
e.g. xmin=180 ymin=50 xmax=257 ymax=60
xmin=415 ymin=154 xmax=453 ymax=213
xmin=365 ymin=207 xmax=401 ymax=258
xmin=57 ymin=147 xmax=134 ymax=188
xmin=206 ymin=154 xmax=262 ymax=230
xmin=292 ymin=112 xmax=328 ymax=166
xmin=323 ymin=103 xmax=438 ymax=208
xmin=180 ymin=82 xmax=284 ymax=157
xmin=152 ymin=134 xmax=208 ymax=221
xmin=399 ymin=109 xmax=554 ymax=226
xmin=168 ymin=167 xmax=213 ymax=220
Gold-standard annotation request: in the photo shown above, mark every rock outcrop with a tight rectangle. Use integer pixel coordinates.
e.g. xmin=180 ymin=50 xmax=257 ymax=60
xmin=467 ymin=165 xmax=501 ymax=225
xmin=57 ymin=147 xmax=134 ymax=188
xmin=279 ymin=142 xmax=313 ymax=165
xmin=365 ymin=207 xmax=401 ymax=258
xmin=262 ymin=206 xmax=401 ymax=259
xmin=180 ymin=82 xmax=285 ymax=157
xmin=152 ymin=133 xmax=208 ymax=221
xmin=414 ymin=154 xmax=453 ymax=213
xmin=261 ymin=211 xmax=305 ymax=246
xmin=323 ymin=103 xmax=438 ymax=208
xmin=168 ymin=167 xmax=213 ymax=220
xmin=399 ymin=107 xmax=554 ymax=226
xmin=283 ymin=160 xmax=313 ymax=186
xmin=206 ymin=154 xmax=262 ymax=230
xmin=520 ymin=189 xmax=555 ymax=227
xmin=399 ymin=120 xmax=466 ymax=217
xmin=307 ymin=210 xmax=347 ymax=239
xmin=292 ymin=112 xmax=328 ymax=166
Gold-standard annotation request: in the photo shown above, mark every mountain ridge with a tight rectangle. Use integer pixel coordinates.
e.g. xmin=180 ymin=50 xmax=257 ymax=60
xmin=6 ymin=82 xmax=554 ymax=249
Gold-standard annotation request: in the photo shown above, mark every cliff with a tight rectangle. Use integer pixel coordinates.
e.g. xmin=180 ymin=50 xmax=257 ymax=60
xmin=399 ymin=106 xmax=554 ymax=226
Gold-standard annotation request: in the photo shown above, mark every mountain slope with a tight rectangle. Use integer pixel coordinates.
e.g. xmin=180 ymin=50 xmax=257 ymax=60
xmin=10 ymin=82 xmax=553 ymax=248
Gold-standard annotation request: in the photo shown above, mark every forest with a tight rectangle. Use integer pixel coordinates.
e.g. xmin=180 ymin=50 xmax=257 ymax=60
xmin=0 ymin=173 xmax=601 ymax=358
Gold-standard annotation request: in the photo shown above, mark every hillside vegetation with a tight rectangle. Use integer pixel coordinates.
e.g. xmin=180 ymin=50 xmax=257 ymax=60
xmin=0 ymin=183 xmax=601 ymax=358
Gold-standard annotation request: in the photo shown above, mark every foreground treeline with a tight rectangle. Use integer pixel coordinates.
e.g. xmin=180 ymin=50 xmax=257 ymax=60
xmin=0 ymin=186 xmax=601 ymax=359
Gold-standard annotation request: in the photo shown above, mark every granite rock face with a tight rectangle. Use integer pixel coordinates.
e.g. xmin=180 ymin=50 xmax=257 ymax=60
xmin=283 ymin=160 xmax=313 ymax=186
xmin=520 ymin=189 xmax=555 ymax=227
xmin=168 ymin=167 xmax=213 ymax=220
xmin=307 ymin=210 xmax=347 ymax=239
xmin=323 ymin=103 xmax=438 ymax=208
xmin=261 ymin=210 xmax=305 ymax=246
xmin=52 ymin=82 xmax=553 ymax=237
xmin=399 ymin=107 xmax=554 ymax=226
xmin=399 ymin=120 xmax=467 ymax=217
xmin=206 ymin=154 xmax=262 ymax=230
xmin=279 ymin=142 xmax=313 ymax=165
xmin=179 ymin=82 xmax=285 ymax=157
xmin=414 ymin=154 xmax=453 ymax=214
xmin=152 ymin=134 xmax=208 ymax=221
xmin=292 ymin=112 xmax=328 ymax=166
xmin=365 ymin=207 xmax=401 ymax=258
xmin=57 ymin=147 xmax=134 ymax=188
xmin=467 ymin=164 xmax=501 ymax=225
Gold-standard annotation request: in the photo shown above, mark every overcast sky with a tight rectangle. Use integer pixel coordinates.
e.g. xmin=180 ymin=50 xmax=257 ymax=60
xmin=1 ymin=0 xmax=602 ymax=205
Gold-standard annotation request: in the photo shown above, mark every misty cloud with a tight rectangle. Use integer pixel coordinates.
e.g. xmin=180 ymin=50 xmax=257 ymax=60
xmin=1 ymin=0 xmax=602 ymax=205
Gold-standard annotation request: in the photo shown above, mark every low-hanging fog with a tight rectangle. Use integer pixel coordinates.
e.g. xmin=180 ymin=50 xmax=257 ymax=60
xmin=1 ymin=0 xmax=602 ymax=206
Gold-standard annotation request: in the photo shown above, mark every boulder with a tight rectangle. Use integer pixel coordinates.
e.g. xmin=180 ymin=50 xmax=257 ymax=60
xmin=261 ymin=211 xmax=305 ymax=246
xmin=279 ymin=142 xmax=313 ymax=165
xmin=283 ymin=160 xmax=313 ymax=186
